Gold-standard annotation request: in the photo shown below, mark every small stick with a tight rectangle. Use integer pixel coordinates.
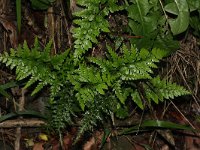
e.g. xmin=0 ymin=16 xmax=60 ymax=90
xmin=0 ymin=119 xmax=46 ymax=128
xmin=14 ymin=88 xmax=25 ymax=150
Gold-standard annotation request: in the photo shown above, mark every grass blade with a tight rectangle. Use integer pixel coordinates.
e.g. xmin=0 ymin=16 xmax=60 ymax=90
xmin=121 ymin=120 xmax=197 ymax=135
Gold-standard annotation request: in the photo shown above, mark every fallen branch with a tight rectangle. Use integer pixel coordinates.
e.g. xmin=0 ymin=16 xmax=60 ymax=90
xmin=0 ymin=118 xmax=46 ymax=128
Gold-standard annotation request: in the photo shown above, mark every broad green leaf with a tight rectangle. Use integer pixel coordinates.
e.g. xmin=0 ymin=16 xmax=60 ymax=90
xmin=128 ymin=0 xmax=150 ymax=21
xmin=190 ymin=16 xmax=200 ymax=37
xmin=128 ymin=0 xmax=159 ymax=35
xmin=164 ymin=2 xmax=179 ymax=15
xmin=187 ymin=0 xmax=200 ymax=11
xmin=166 ymin=0 xmax=190 ymax=35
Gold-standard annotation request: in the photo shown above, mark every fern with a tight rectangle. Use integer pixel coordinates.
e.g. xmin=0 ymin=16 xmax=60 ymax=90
xmin=145 ymin=76 xmax=190 ymax=103
xmin=72 ymin=0 xmax=124 ymax=62
xmin=0 ymin=39 xmax=190 ymax=140
xmin=88 ymin=45 xmax=189 ymax=110
xmin=49 ymin=87 xmax=77 ymax=132
xmin=77 ymin=93 xmax=118 ymax=140
xmin=0 ymin=38 xmax=68 ymax=97
xmin=68 ymin=64 xmax=108 ymax=110
xmin=0 ymin=0 xmax=192 ymax=141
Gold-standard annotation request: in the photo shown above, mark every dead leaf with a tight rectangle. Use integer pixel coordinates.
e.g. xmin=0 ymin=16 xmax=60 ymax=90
xmin=63 ymin=134 xmax=73 ymax=150
xmin=133 ymin=143 xmax=145 ymax=150
xmin=33 ymin=142 xmax=44 ymax=150
xmin=0 ymin=16 xmax=18 ymax=48
xmin=39 ymin=133 xmax=48 ymax=142
xmin=83 ymin=137 xmax=96 ymax=150
xmin=161 ymin=144 xmax=169 ymax=150
xmin=83 ymin=131 xmax=104 ymax=150
xmin=157 ymin=130 xmax=175 ymax=146
xmin=24 ymin=138 xmax=34 ymax=147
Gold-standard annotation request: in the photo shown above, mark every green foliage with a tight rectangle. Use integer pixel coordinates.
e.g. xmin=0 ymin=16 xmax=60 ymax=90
xmin=0 ymin=81 xmax=17 ymax=98
xmin=127 ymin=0 xmax=159 ymax=36
xmin=2 ymin=0 xmax=197 ymax=141
xmin=72 ymin=0 xmax=124 ymax=62
xmin=127 ymin=0 xmax=177 ymax=51
xmin=15 ymin=0 xmax=55 ymax=33
xmin=30 ymin=0 xmax=55 ymax=10
xmin=190 ymin=13 xmax=200 ymax=37
xmin=88 ymin=46 xmax=189 ymax=109
xmin=189 ymin=2 xmax=200 ymax=38
xmin=127 ymin=0 xmax=200 ymax=51
xmin=164 ymin=0 xmax=190 ymax=35
xmin=0 ymin=38 xmax=68 ymax=97
xmin=0 ymin=111 xmax=47 ymax=123
xmin=121 ymin=120 xmax=196 ymax=135
xmin=164 ymin=0 xmax=200 ymax=36
xmin=0 ymin=39 xmax=190 ymax=139
xmin=145 ymin=76 xmax=190 ymax=103
xmin=49 ymin=87 xmax=77 ymax=131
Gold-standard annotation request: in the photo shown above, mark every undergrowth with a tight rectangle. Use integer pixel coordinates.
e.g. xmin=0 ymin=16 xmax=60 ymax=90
xmin=1 ymin=0 xmax=199 ymax=141
xmin=0 ymin=38 xmax=190 ymax=139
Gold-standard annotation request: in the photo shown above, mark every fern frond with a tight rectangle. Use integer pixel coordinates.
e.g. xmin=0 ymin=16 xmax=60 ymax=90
xmin=89 ymin=45 xmax=166 ymax=81
xmin=113 ymin=81 xmax=130 ymax=104
xmin=49 ymin=87 xmax=76 ymax=131
xmin=76 ymin=93 xmax=118 ymax=141
xmin=0 ymin=40 xmax=66 ymax=96
xmin=131 ymin=89 xmax=144 ymax=109
xmin=120 ymin=47 xmax=165 ymax=81
xmin=145 ymin=76 xmax=190 ymax=103
xmin=72 ymin=0 xmax=124 ymax=62
xmin=69 ymin=64 xmax=109 ymax=110
xmin=76 ymin=88 xmax=95 ymax=110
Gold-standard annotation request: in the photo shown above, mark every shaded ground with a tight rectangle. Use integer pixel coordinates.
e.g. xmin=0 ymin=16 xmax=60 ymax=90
xmin=0 ymin=0 xmax=200 ymax=150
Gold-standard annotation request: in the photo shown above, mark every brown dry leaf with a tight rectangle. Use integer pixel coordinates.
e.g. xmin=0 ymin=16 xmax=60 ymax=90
xmin=161 ymin=144 xmax=169 ymax=150
xmin=33 ymin=142 xmax=44 ymax=150
xmin=63 ymin=134 xmax=73 ymax=150
xmin=83 ymin=137 xmax=96 ymax=150
xmin=83 ymin=131 xmax=104 ymax=150
xmin=0 ymin=17 xmax=18 ymax=48
xmin=132 ymin=143 xmax=145 ymax=150
xmin=157 ymin=130 xmax=175 ymax=146
xmin=185 ymin=134 xmax=200 ymax=150
xmin=50 ymin=137 xmax=60 ymax=150
xmin=52 ymin=143 xmax=60 ymax=150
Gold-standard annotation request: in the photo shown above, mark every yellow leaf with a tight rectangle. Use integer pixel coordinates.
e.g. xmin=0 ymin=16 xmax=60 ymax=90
xmin=24 ymin=138 xmax=34 ymax=147
xmin=38 ymin=133 xmax=48 ymax=141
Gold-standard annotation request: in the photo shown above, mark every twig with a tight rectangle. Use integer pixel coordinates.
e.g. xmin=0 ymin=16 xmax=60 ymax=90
xmin=170 ymin=100 xmax=195 ymax=129
xmin=0 ymin=119 xmax=46 ymax=128
xmin=14 ymin=88 xmax=25 ymax=150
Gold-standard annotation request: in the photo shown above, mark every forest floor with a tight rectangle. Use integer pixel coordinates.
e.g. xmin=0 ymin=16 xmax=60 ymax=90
xmin=0 ymin=1 xmax=200 ymax=150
